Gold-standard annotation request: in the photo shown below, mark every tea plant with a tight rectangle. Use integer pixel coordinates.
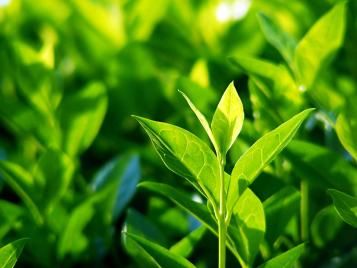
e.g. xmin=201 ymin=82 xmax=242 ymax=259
xmin=129 ymin=82 xmax=313 ymax=267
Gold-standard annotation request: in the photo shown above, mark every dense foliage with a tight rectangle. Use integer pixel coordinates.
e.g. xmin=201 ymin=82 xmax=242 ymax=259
xmin=0 ymin=0 xmax=356 ymax=267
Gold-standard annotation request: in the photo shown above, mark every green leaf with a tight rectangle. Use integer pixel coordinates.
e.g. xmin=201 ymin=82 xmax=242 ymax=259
xmin=328 ymin=189 xmax=357 ymax=228
xmin=211 ymin=82 xmax=244 ymax=154
xmin=285 ymin=140 xmax=357 ymax=195
xmin=0 ymin=238 xmax=28 ymax=268
xmin=33 ymin=148 xmax=74 ymax=213
xmin=335 ymin=98 xmax=357 ymax=160
xmin=133 ymin=117 xmax=220 ymax=204
xmin=0 ymin=161 xmax=43 ymax=224
xmin=294 ymin=2 xmax=346 ymax=88
xmin=311 ymin=206 xmax=343 ymax=247
xmin=258 ymin=13 xmax=296 ymax=65
xmin=122 ymin=232 xmax=196 ymax=268
xmin=58 ymin=82 xmax=108 ymax=156
xmin=0 ymin=201 xmax=24 ymax=240
xmin=178 ymin=90 xmax=219 ymax=153
xmin=169 ymin=226 xmax=206 ymax=258
xmin=91 ymin=154 xmax=140 ymax=219
xmin=259 ymin=243 xmax=305 ymax=268
xmin=228 ymin=189 xmax=265 ymax=267
xmin=264 ymin=187 xmax=300 ymax=244
xmin=229 ymin=56 xmax=279 ymax=80
xmin=227 ymin=109 xmax=314 ymax=213
xmin=138 ymin=182 xmax=216 ymax=232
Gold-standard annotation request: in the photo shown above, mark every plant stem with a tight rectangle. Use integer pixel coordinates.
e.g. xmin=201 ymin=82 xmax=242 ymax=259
xmin=300 ymin=179 xmax=309 ymax=240
xmin=218 ymin=154 xmax=226 ymax=268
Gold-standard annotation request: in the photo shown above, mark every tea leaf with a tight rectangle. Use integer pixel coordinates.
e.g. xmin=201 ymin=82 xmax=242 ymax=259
xmin=123 ymin=232 xmax=196 ymax=268
xmin=328 ymin=189 xmax=357 ymax=228
xmin=0 ymin=238 xmax=28 ymax=268
xmin=179 ymin=90 xmax=218 ymax=153
xmin=294 ymin=2 xmax=346 ymax=88
xmin=228 ymin=189 xmax=265 ymax=267
xmin=134 ymin=117 xmax=220 ymax=204
xmin=258 ymin=243 xmax=305 ymax=268
xmin=227 ymin=109 xmax=314 ymax=213
xmin=258 ymin=13 xmax=296 ymax=65
xmin=170 ymin=226 xmax=206 ymax=258
xmin=335 ymin=98 xmax=357 ymax=160
xmin=211 ymin=82 xmax=244 ymax=154
xmin=59 ymin=82 xmax=108 ymax=156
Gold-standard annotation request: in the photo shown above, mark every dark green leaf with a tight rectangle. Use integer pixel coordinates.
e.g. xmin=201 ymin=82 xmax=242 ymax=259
xmin=328 ymin=189 xmax=357 ymax=228
xmin=259 ymin=243 xmax=305 ymax=268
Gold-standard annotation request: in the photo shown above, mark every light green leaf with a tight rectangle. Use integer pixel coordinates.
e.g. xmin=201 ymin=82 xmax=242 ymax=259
xmin=33 ymin=148 xmax=74 ymax=213
xmin=58 ymin=82 xmax=108 ymax=156
xmin=134 ymin=117 xmax=220 ymax=204
xmin=211 ymin=82 xmax=244 ymax=154
xmin=170 ymin=226 xmax=206 ymax=258
xmin=179 ymin=90 xmax=219 ymax=153
xmin=258 ymin=13 xmax=296 ymax=65
xmin=0 ymin=161 xmax=43 ymax=224
xmin=294 ymin=2 xmax=346 ymax=88
xmin=227 ymin=109 xmax=314 ymax=213
xmin=122 ymin=232 xmax=196 ymax=268
xmin=335 ymin=98 xmax=357 ymax=160
xmin=228 ymin=189 xmax=265 ymax=267
xmin=0 ymin=238 xmax=28 ymax=268
xmin=229 ymin=56 xmax=279 ymax=80
xmin=328 ymin=189 xmax=357 ymax=228
xmin=259 ymin=243 xmax=305 ymax=268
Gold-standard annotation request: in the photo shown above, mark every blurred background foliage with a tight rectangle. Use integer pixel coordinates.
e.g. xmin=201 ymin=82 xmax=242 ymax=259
xmin=0 ymin=0 xmax=356 ymax=267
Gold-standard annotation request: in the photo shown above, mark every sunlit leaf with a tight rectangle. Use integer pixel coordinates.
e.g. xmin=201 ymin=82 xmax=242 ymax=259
xmin=0 ymin=238 xmax=28 ymax=268
xmin=134 ymin=117 xmax=220 ymax=204
xmin=258 ymin=243 xmax=305 ymax=268
xmin=211 ymin=82 xmax=244 ymax=154
xmin=328 ymin=189 xmax=357 ymax=228
xmin=227 ymin=109 xmax=314 ymax=213
xmin=294 ymin=2 xmax=346 ymax=88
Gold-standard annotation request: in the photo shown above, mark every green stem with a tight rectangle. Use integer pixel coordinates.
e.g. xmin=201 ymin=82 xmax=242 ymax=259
xmin=300 ymin=179 xmax=309 ymax=240
xmin=218 ymin=154 xmax=226 ymax=268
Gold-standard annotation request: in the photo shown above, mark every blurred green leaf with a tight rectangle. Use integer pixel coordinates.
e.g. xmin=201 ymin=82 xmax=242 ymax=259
xmin=134 ymin=116 xmax=220 ymax=205
xmin=328 ymin=189 xmax=357 ymax=228
xmin=211 ymin=82 xmax=244 ymax=155
xmin=0 ymin=238 xmax=28 ymax=268
xmin=286 ymin=140 xmax=357 ymax=195
xmin=58 ymin=82 xmax=107 ymax=156
xmin=0 ymin=161 xmax=42 ymax=224
xmin=227 ymin=109 xmax=314 ymax=213
xmin=92 ymin=153 xmax=140 ymax=220
xmin=33 ymin=148 xmax=74 ymax=213
xmin=258 ymin=243 xmax=304 ymax=268
xmin=0 ymin=201 xmax=23 ymax=240
xmin=311 ymin=206 xmax=343 ymax=247
xmin=263 ymin=187 xmax=300 ymax=244
xmin=294 ymin=2 xmax=346 ymax=88
xmin=258 ymin=13 xmax=297 ymax=65
xmin=336 ymin=98 xmax=357 ymax=160
xmin=169 ymin=226 xmax=206 ymax=258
